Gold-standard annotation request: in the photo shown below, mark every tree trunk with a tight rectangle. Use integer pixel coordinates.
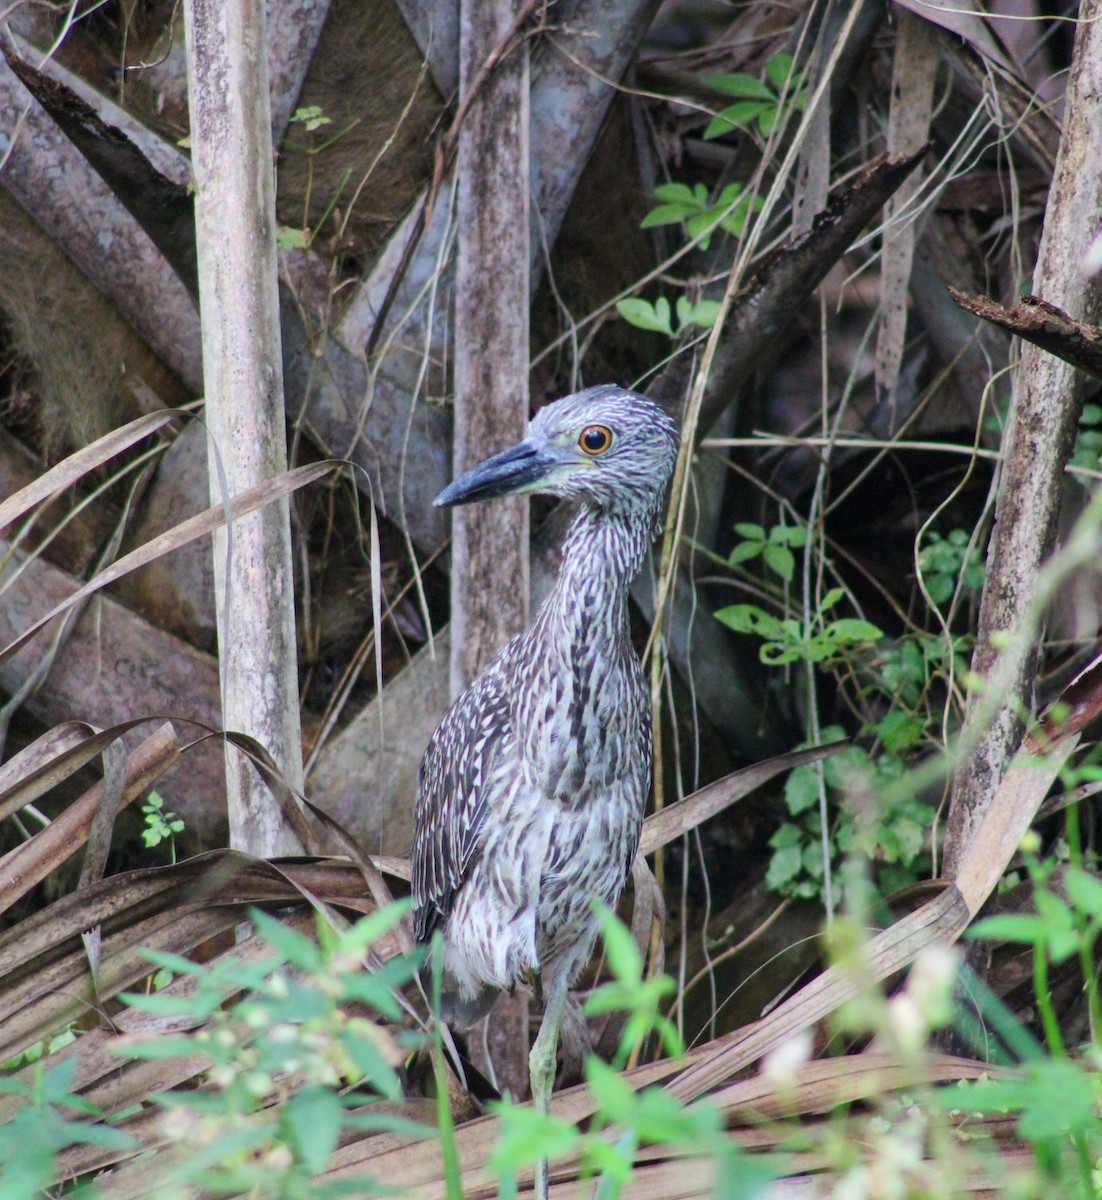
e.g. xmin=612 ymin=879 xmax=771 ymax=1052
xmin=450 ymin=0 xmax=531 ymax=1098
xmin=184 ymin=0 xmax=305 ymax=856
xmin=450 ymin=0 xmax=530 ymax=694
xmin=944 ymin=0 xmax=1102 ymax=873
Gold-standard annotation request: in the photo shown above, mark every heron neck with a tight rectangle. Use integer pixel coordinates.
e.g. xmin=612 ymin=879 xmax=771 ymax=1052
xmin=541 ymin=503 xmax=652 ymax=636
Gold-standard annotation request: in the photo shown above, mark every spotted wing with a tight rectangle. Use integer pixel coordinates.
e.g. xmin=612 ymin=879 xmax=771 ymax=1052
xmin=412 ymin=667 xmax=511 ymax=943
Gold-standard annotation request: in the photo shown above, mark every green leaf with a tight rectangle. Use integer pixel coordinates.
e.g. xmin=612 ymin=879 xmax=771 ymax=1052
xmin=584 ymin=982 xmax=636 ymax=1017
xmin=585 ymin=1057 xmax=635 ymax=1121
xmin=768 ymin=822 xmax=804 ymax=849
xmin=968 ymin=914 xmax=1048 ymax=945
xmin=876 ymin=711 xmax=925 ymax=755
xmin=598 ymin=908 xmax=643 ymax=985
xmin=1064 ymin=866 xmax=1102 ymax=916
xmin=653 ymin=182 xmax=700 ymax=204
xmin=685 ymin=211 xmax=721 ymax=250
xmin=282 ymin=1085 xmax=342 ymax=1174
xmin=616 ymin=298 xmax=674 ymax=336
xmin=1016 ymin=1060 xmax=1101 ymax=1139
xmin=292 ymin=104 xmax=332 ymax=132
xmin=640 ymin=203 xmax=698 ymax=229
xmin=117 ymin=990 xmax=219 ymax=1018
xmin=714 ymin=604 xmax=784 ymax=639
xmin=343 ymin=1036 xmax=402 ymax=1100
xmin=888 ymin=817 xmax=926 ymax=865
xmin=1033 ymin=890 xmax=1078 ymax=961
xmin=115 ymin=1035 xmax=212 ymax=1061
xmin=824 ymin=619 xmax=883 ymax=645
xmin=762 ymin=542 xmax=795 ymax=582
xmin=734 ymin=522 xmax=766 ymax=540
xmin=704 ymin=73 xmax=775 ymax=100
xmin=684 ymin=300 xmax=721 ymax=329
xmin=631 ymin=1086 xmax=722 ymax=1145
xmin=138 ymin=949 xmax=210 ymax=976
xmin=784 ymin=765 xmax=821 ymax=816
xmin=675 ymin=294 xmax=693 ymax=332
xmin=773 ymin=524 xmax=808 ymax=547
xmin=704 ymin=102 xmax=774 ymax=139
xmin=339 ymin=900 xmax=411 ymax=953
xmin=727 ymin=541 xmax=762 ymax=566
xmin=765 ymin=844 xmax=803 ymax=891
xmin=924 ymin=575 xmax=954 ymax=606
xmin=765 ymin=54 xmax=797 ymax=90
xmin=759 ymin=641 xmax=804 ymax=666
xmin=490 ymin=1102 xmax=580 ymax=1169
xmin=277 ymin=226 xmax=310 ymax=250
xmin=250 ymin=908 xmax=324 ymax=972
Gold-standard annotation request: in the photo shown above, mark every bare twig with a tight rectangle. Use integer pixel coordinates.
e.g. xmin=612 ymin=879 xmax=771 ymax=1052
xmin=949 ymin=288 xmax=1102 ymax=383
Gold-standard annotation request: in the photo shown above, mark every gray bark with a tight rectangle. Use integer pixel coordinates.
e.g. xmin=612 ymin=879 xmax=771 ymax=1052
xmin=185 ymin=0 xmax=305 ymax=855
xmin=0 ymin=49 xmax=202 ymax=392
xmin=267 ymin=0 xmax=331 ymax=143
xmin=392 ymin=0 xmax=460 ymax=97
xmin=945 ymin=0 xmax=1102 ymax=872
xmin=0 ymin=541 xmax=224 ymax=840
xmin=451 ymin=0 xmax=530 ymax=694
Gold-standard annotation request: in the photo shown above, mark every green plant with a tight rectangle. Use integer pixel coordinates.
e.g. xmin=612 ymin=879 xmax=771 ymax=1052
xmin=918 ymin=528 xmax=985 ymax=607
xmin=584 ymin=903 xmax=683 ymax=1067
xmin=115 ymin=904 xmax=432 ymax=1198
xmin=702 ymin=53 xmax=808 ymax=140
xmin=0 ymin=1026 xmax=78 ymax=1074
xmin=766 ymin=728 xmax=935 ymax=903
xmin=875 ymin=633 xmax=971 ymax=711
xmin=290 ymin=104 xmax=332 ymax=133
xmin=617 ymin=293 xmax=722 ymax=338
xmin=715 ymin=586 xmax=883 ymax=667
xmin=640 ymin=181 xmax=763 ymax=251
xmin=0 ymin=1059 xmax=136 ymax=1199
xmin=1070 ymin=401 xmax=1102 ymax=486
xmin=727 ymin=521 xmax=809 ymax=583
xmin=969 ymin=843 xmax=1102 ymax=1054
xmin=489 ymin=909 xmax=775 ymax=1200
xmin=140 ymin=791 xmax=185 ymax=863
xmin=950 ymin=842 xmax=1102 ymax=1195
xmin=277 ymin=104 xmax=356 ymax=251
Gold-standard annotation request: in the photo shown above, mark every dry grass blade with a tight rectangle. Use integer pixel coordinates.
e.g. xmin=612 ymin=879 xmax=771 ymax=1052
xmin=712 ymin=1051 xmax=1010 ymax=1123
xmin=0 ymin=460 xmax=339 ymax=665
xmin=0 ymin=410 xmax=178 ymax=536
xmin=666 ymin=883 xmax=970 ymax=1103
xmin=0 ymin=853 xmax=388 ymax=1067
xmin=0 ymin=718 xmax=166 ymax=823
xmin=0 ymin=721 xmax=93 ymax=817
xmin=323 ymin=1055 xmax=695 ymax=1198
xmin=218 ymin=729 xmax=320 ymax=853
xmin=639 ymin=742 xmax=845 ymax=857
xmin=0 ymin=723 xmax=179 ymax=915
xmin=0 ymin=853 xmax=372 ymax=973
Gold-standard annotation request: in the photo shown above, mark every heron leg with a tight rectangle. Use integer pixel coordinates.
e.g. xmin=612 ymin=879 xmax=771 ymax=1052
xmin=530 ymin=963 xmax=570 ymax=1200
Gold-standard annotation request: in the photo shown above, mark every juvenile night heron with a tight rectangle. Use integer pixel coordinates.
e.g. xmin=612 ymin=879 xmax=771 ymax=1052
xmin=412 ymin=386 xmax=679 ymax=1183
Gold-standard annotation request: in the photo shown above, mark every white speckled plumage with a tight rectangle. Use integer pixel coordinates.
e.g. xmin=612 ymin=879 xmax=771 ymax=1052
xmin=412 ymin=386 xmax=680 ymax=1023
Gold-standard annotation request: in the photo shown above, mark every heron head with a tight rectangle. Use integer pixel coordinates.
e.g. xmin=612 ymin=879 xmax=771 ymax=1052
xmin=434 ymin=386 xmax=681 ymax=521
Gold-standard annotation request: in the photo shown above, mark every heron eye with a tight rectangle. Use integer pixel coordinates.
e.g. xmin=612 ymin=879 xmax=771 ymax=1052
xmin=579 ymin=425 xmax=613 ymax=456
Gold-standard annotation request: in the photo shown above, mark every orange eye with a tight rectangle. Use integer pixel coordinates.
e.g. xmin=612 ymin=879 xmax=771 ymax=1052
xmin=579 ymin=425 xmax=613 ymax=456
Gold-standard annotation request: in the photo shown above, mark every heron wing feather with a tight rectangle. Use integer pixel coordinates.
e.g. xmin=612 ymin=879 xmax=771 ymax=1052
xmin=412 ymin=666 xmax=511 ymax=943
